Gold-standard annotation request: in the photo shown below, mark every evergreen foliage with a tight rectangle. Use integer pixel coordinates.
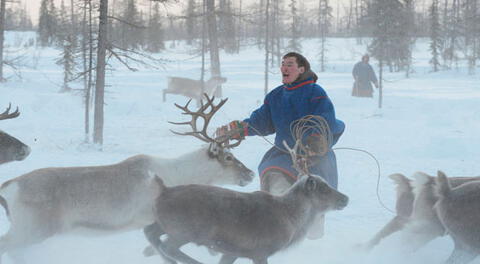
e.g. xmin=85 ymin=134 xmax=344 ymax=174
xmin=429 ymin=0 xmax=442 ymax=72
xmin=366 ymin=0 xmax=415 ymax=72
xmin=145 ymin=2 xmax=165 ymax=53
xmin=287 ymin=0 xmax=302 ymax=52
xmin=37 ymin=0 xmax=57 ymax=46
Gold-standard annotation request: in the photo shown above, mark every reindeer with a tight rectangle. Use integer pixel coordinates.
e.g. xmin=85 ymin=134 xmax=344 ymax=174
xmin=0 ymin=96 xmax=254 ymax=263
xmin=163 ymin=76 xmax=227 ymax=106
xmin=0 ymin=104 xmax=30 ymax=165
xmin=435 ymin=171 xmax=480 ymax=264
xmin=364 ymin=172 xmax=480 ymax=252
xmin=143 ymin=139 xmax=349 ymax=264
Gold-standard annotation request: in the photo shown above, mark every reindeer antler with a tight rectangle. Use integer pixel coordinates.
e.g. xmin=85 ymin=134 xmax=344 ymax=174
xmin=0 ymin=103 xmax=20 ymax=121
xmin=170 ymin=94 xmax=240 ymax=148
xmin=283 ymin=140 xmax=309 ymax=177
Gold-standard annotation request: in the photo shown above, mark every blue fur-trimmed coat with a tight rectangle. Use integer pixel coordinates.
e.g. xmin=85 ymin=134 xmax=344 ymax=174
xmin=243 ymin=77 xmax=345 ymax=189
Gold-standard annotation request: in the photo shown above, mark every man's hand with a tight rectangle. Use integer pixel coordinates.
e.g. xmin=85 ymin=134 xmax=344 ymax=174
xmin=374 ymin=82 xmax=379 ymax=89
xmin=215 ymin=120 xmax=247 ymax=140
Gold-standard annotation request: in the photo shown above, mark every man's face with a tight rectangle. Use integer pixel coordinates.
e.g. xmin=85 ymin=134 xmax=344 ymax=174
xmin=281 ymin=56 xmax=305 ymax=84
xmin=362 ymin=56 xmax=369 ymax=63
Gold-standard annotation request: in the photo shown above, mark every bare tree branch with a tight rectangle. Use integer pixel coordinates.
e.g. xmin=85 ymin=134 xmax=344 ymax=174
xmin=106 ymin=15 xmax=146 ymax=29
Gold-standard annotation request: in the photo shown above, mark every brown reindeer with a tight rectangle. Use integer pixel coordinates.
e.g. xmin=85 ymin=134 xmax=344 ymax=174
xmin=0 ymin=96 xmax=253 ymax=263
xmin=163 ymin=76 xmax=227 ymax=106
xmin=435 ymin=171 xmax=480 ymax=264
xmin=364 ymin=172 xmax=480 ymax=252
xmin=143 ymin=140 xmax=349 ymax=264
xmin=0 ymin=104 xmax=30 ymax=165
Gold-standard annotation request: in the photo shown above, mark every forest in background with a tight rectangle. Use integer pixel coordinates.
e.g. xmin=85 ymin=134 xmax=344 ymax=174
xmin=0 ymin=0 xmax=479 ymax=146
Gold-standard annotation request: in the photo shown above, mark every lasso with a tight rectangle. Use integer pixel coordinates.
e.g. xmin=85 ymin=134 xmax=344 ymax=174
xmin=248 ymin=116 xmax=394 ymax=214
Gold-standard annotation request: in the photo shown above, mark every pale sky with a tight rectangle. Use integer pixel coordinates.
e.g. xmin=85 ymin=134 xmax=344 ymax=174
xmin=23 ymin=0 xmax=355 ymax=26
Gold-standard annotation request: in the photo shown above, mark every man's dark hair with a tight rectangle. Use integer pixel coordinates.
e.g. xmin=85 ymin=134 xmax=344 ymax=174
xmin=283 ymin=52 xmax=311 ymax=72
xmin=283 ymin=52 xmax=317 ymax=82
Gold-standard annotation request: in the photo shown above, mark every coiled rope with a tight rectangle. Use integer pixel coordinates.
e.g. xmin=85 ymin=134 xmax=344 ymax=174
xmin=247 ymin=116 xmax=394 ymax=214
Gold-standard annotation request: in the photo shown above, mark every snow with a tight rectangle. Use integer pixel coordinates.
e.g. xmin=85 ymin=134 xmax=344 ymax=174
xmin=1 ymin=31 xmax=480 ymax=263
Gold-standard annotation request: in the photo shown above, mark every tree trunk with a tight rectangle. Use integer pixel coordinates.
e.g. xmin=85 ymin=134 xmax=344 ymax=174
xmin=378 ymin=59 xmax=383 ymax=109
xmin=83 ymin=0 xmax=94 ymax=141
xmin=0 ymin=0 xmax=6 ymax=82
xmin=93 ymin=0 xmax=109 ymax=146
xmin=264 ymin=0 xmax=270 ymax=96
xmin=206 ymin=0 xmax=222 ymax=97
xmin=201 ymin=0 xmax=206 ymax=99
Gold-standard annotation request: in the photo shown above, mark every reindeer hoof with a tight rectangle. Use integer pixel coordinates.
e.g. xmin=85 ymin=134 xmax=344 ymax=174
xmin=143 ymin=245 xmax=156 ymax=257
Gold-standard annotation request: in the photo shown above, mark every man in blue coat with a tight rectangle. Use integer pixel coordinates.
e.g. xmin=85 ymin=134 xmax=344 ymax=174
xmin=218 ymin=52 xmax=345 ymax=238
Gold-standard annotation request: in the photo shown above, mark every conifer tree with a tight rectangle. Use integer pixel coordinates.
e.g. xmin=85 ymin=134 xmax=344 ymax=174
xmin=429 ymin=0 xmax=442 ymax=72
xmin=318 ymin=0 xmax=332 ymax=72
xmin=287 ymin=0 xmax=301 ymax=52
xmin=146 ymin=2 xmax=164 ymax=52
xmin=38 ymin=0 xmax=57 ymax=46
xmin=185 ymin=0 xmax=197 ymax=45
xmin=218 ymin=0 xmax=238 ymax=53
xmin=56 ymin=34 xmax=75 ymax=92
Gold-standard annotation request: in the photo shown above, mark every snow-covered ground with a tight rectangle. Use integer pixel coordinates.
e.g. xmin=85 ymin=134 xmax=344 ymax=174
xmin=1 ymin=31 xmax=480 ymax=264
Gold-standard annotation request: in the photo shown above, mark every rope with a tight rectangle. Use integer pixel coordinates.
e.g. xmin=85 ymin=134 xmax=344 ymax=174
xmin=290 ymin=115 xmax=333 ymax=157
xmin=247 ymin=119 xmax=394 ymax=214
xmin=333 ymin=147 xmax=394 ymax=214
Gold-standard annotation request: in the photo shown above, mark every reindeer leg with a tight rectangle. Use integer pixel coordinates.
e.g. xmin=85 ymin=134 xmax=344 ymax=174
xmin=445 ymin=241 xmax=477 ymax=264
xmin=253 ymin=258 xmax=268 ymax=264
xmin=218 ymin=254 xmax=237 ymax=264
xmin=362 ymin=216 xmax=409 ymax=250
xmin=0 ymin=208 xmax=57 ymax=264
xmin=158 ymin=236 xmax=203 ymax=264
xmin=143 ymin=223 xmax=177 ymax=264
xmin=0 ymin=229 xmax=47 ymax=264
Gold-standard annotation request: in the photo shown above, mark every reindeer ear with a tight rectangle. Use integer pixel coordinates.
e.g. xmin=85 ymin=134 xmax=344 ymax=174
xmin=304 ymin=176 xmax=317 ymax=193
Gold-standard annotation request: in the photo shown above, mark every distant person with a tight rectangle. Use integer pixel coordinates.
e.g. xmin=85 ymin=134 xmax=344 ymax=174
xmin=352 ymin=54 xmax=379 ymax=97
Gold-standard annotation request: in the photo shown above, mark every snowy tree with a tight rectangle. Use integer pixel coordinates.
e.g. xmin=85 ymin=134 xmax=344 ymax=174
xmin=429 ymin=0 xmax=442 ymax=72
xmin=93 ymin=0 xmax=109 ymax=146
xmin=185 ymin=0 xmax=197 ymax=45
xmin=218 ymin=0 xmax=238 ymax=53
xmin=38 ymin=0 xmax=57 ymax=46
xmin=264 ymin=0 xmax=271 ymax=95
xmin=442 ymin=0 xmax=461 ymax=68
xmin=118 ymin=0 xmax=144 ymax=49
xmin=318 ymin=0 xmax=332 ymax=72
xmin=270 ymin=0 xmax=284 ymax=66
xmin=145 ymin=2 xmax=165 ymax=52
xmin=4 ymin=3 xmax=33 ymax=30
xmin=0 ymin=0 xmax=5 ymax=81
xmin=206 ymin=0 xmax=223 ymax=97
xmin=464 ymin=0 xmax=479 ymax=74
xmin=286 ymin=0 xmax=302 ymax=52
xmin=367 ymin=0 xmax=414 ymax=73
xmin=56 ymin=34 xmax=76 ymax=92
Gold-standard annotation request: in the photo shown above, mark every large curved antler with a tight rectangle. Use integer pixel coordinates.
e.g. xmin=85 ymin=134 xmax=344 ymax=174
xmin=0 ymin=103 xmax=20 ymax=121
xmin=170 ymin=94 xmax=239 ymax=147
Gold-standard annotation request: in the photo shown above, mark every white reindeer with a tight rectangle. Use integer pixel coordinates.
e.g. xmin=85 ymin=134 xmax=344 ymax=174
xmin=0 ymin=96 xmax=253 ymax=263
xmin=163 ymin=76 xmax=227 ymax=106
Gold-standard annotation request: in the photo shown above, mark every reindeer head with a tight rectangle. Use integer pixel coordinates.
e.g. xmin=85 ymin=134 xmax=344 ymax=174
xmin=300 ymin=175 xmax=348 ymax=213
xmin=169 ymin=95 xmax=254 ymax=186
xmin=0 ymin=104 xmax=31 ymax=164
xmin=284 ymin=139 xmax=348 ymax=213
